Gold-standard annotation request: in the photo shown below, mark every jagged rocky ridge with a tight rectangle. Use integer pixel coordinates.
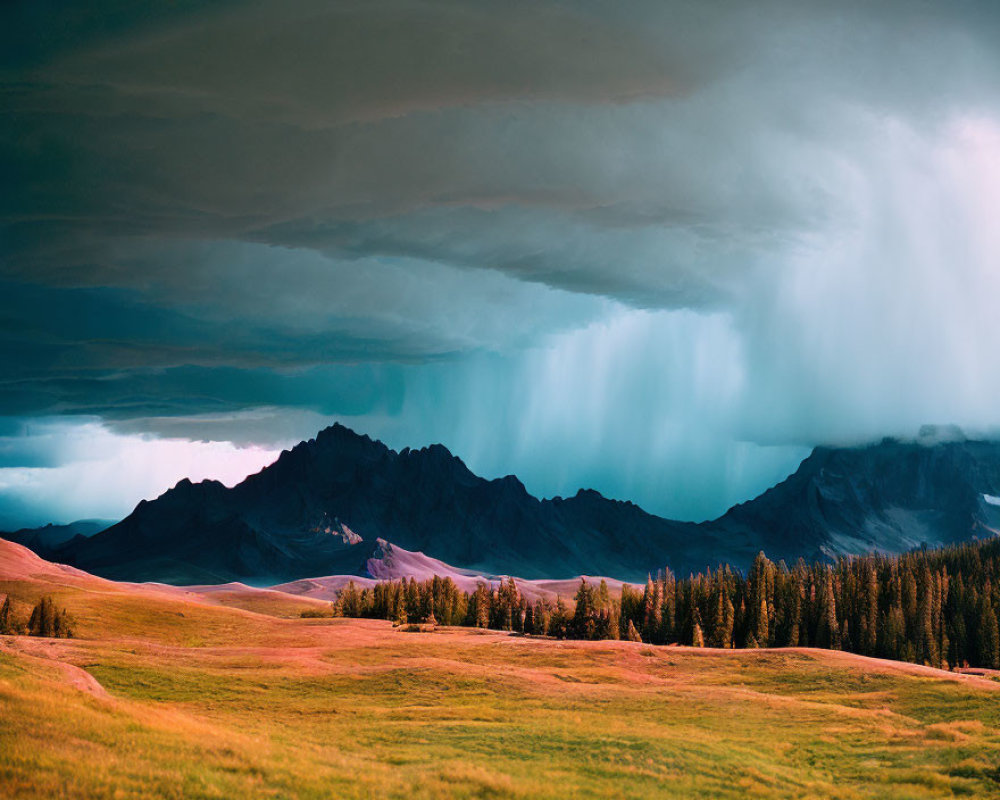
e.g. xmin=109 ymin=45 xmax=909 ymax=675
xmin=47 ymin=425 xmax=1000 ymax=585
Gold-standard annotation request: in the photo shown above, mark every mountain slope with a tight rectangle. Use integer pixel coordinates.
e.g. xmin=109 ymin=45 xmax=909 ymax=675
xmin=267 ymin=538 xmax=641 ymax=604
xmin=0 ymin=520 xmax=112 ymax=552
xmin=48 ymin=424 xmax=1000 ymax=584
xmin=52 ymin=424 xmax=720 ymax=583
xmin=713 ymin=437 xmax=1000 ymax=563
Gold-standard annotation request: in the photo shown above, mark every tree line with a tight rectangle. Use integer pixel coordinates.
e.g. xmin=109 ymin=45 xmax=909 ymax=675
xmin=0 ymin=595 xmax=74 ymax=638
xmin=331 ymin=536 xmax=1000 ymax=669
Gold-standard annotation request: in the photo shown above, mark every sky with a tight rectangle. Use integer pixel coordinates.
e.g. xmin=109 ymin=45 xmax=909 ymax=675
xmin=2 ymin=0 xmax=1000 ymax=528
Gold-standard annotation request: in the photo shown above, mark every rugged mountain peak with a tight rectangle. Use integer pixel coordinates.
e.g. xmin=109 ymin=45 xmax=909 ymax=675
xmin=305 ymin=422 xmax=389 ymax=460
xmin=314 ymin=422 xmax=379 ymax=447
xmin=419 ymin=442 xmax=452 ymax=458
xmin=718 ymin=437 xmax=1000 ymax=561
xmin=493 ymin=474 xmax=529 ymax=494
xmin=150 ymin=477 xmax=229 ymax=508
xmin=42 ymin=424 xmax=1000 ymax=586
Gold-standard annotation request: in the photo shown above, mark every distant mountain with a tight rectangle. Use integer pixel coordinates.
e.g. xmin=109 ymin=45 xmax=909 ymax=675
xmin=45 ymin=424 xmax=1000 ymax=585
xmin=51 ymin=424 xmax=717 ymax=583
xmin=714 ymin=436 xmax=1000 ymax=560
xmin=1 ymin=519 xmax=113 ymax=552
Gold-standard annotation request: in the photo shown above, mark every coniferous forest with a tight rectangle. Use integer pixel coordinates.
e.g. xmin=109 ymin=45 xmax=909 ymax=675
xmin=332 ymin=537 xmax=1000 ymax=670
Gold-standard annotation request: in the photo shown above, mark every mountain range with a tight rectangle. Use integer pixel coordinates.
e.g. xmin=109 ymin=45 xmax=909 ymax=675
xmin=1 ymin=519 xmax=112 ymax=553
xmin=21 ymin=424 xmax=1000 ymax=585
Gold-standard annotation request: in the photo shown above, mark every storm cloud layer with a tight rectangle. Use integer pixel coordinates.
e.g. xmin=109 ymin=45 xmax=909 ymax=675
xmin=3 ymin=1 xmax=1000 ymax=525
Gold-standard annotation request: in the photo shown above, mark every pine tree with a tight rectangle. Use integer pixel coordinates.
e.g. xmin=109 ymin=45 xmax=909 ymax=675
xmin=550 ymin=596 xmax=570 ymax=639
xmin=28 ymin=600 xmax=40 ymax=636
xmin=474 ymin=583 xmax=491 ymax=628
xmin=918 ymin=578 xmax=938 ymax=666
xmin=0 ymin=595 xmax=11 ymax=635
xmin=495 ymin=577 xmax=521 ymax=631
xmin=977 ymin=594 xmax=1000 ymax=669
xmin=44 ymin=597 xmax=55 ymax=637
xmin=947 ymin=575 xmax=968 ymax=667
xmin=722 ymin=594 xmax=735 ymax=648
xmin=532 ymin=599 xmax=550 ymax=636
xmin=936 ymin=570 xmax=950 ymax=669
xmin=690 ymin=605 xmax=705 ymax=647
xmin=755 ymin=598 xmax=769 ymax=649
xmin=53 ymin=608 xmax=73 ymax=638
xmin=787 ymin=579 xmax=802 ymax=647
xmin=339 ymin=581 xmax=363 ymax=618
xmin=748 ymin=552 xmax=769 ymax=645
xmin=881 ymin=606 xmax=905 ymax=660
xmin=710 ymin=587 xmax=724 ymax=647
xmin=816 ymin=570 xmax=839 ymax=650
xmin=861 ymin=562 xmax=879 ymax=655
xmin=641 ymin=577 xmax=660 ymax=643
xmin=625 ymin=619 xmax=642 ymax=642
xmin=603 ymin=582 xmax=621 ymax=641
xmin=902 ymin=567 xmax=918 ymax=630
xmin=406 ymin=579 xmax=420 ymax=624
xmin=28 ymin=596 xmax=57 ymax=637
xmin=659 ymin=570 xmax=676 ymax=642
xmin=712 ymin=589 xmax=734 ymax=648
xmin=572 ymin=580 xmax=596 ymax=639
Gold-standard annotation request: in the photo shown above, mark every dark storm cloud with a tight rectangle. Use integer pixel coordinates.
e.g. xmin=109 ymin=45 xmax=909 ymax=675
xmin=3 ymin=0 xmax=1000 ymax=524
xmin=40 ymin=0 xmax=688 ymax=121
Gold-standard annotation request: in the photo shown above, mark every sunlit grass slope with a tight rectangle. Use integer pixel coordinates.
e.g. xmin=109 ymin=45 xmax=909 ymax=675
xmin=2 ymin=539 xmax=1000 ymax=799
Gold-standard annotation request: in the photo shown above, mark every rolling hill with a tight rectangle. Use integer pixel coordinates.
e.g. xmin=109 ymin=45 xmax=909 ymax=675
xmin=2 ymin=537 xmax=1000 ymax=800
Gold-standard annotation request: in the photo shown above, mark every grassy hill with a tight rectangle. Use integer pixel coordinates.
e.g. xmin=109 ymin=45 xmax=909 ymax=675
xmin=2 ymin=539 xmax=999 ymax=799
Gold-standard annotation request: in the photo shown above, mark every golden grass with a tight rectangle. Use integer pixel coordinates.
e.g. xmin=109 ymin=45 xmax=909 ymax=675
xmin=2 ymin=549 xmax=1000 ymax=799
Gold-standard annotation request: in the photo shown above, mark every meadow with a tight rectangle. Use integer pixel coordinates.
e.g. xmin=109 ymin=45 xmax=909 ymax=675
xmin=1 ymin=539 xmax=1000 ymax=799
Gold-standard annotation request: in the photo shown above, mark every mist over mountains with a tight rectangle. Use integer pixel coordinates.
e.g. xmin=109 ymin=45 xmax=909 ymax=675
xmin=16 ymin=424 xmax=997 ymax=586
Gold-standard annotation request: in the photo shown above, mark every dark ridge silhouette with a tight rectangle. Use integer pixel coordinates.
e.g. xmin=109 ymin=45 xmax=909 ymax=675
xmin=0 ymin=519 xmax=112 ymax=552
xmin=44 ymin=424 xmax=1000 ymax=584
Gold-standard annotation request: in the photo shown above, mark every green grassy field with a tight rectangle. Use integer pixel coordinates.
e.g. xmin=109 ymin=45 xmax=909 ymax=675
xmin=2 ymin=545 xmax=1000 ymax=799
